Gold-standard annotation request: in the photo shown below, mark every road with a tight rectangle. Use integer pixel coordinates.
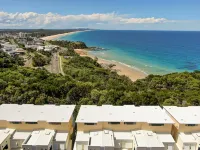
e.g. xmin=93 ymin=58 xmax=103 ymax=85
xmin=50 ymin=52 xmax=61 ymax=74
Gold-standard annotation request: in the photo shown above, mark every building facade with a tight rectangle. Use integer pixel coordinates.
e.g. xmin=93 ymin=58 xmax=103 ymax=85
xmin=74 ymin=105 xmax=175 ymax=150
xmin=164 ymin=106 xmax=200 ymax=150
xmin=0 ymin=104 xmax=75 ymax=150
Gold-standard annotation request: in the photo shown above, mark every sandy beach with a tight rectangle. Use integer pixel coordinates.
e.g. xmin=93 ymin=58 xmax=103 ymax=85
xmin=75 ymin=49 xmax=147 ymax=82
xmin=41 ymin=30 xmax=89 ymax=41
xmin=41 ymin=31 xmax=148 ymax=82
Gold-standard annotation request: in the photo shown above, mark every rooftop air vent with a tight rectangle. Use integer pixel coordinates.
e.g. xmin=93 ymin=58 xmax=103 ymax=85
xmin=136 ymin=131 xmax=141 ymax=134
xmin=104 ymin=130 xmax=109 ymax=134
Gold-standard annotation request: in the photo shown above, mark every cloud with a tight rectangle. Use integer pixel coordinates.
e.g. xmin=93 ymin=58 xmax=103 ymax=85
xmin=0 ymin=11 xmax=171 ymax=29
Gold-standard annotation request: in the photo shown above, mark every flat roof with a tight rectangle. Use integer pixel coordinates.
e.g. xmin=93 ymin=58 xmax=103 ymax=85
xmin=114 ymin=132 xmax=133 ymax=140
xmin=55 ymin=132 xmax=69 ymax=142
xmin=132 ymin=130 xmax=164 ymax=148
xmin=90 ymin=130 xmax=114 ymax=147
xmin=164 ymin=106 xmax=200 ymax=124
xmin=0 ymin=104 xmax=75 ymax=123
xmin=24 ymin=129 xmax=55 ymax=146
xmin=0 ymin=128 xmax=15 ymax=144
xmin=178 ymin=132 xmax=197 ymax=143
xmin=75 ymin=131 xmax=90 ymax=142
xmin=157 ymin=133 xmax=175 ymax=143
xmin=76 ymin=105 xmax=173 ymax=124
xmin=12 ymin=131 xmax=31 ymax=140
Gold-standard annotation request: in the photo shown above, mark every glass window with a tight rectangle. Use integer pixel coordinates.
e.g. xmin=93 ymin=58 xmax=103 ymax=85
xmin=49 ymin=122 xmax=61 ymax=125
xmin=108 ymin=122 xmax=120 ymax=125
xmin=185 ymin=124 xmax=198 ymax=126
xmin=149 ymin=124 xmax=164 ymax=126
xmin=84 ymin=123 xmax=97 ymax=125
xmin=10 ymin=122 xmax=22 ymax=124
xmin=25 ymin=122 xmax=38 ymax=124
xmin=124 ymin=122 xmax=136 ymax=125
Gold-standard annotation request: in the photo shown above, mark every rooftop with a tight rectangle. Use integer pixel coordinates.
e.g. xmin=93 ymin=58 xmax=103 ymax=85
xmin=114 ymin=131 xmax=133 ymax=140
xmin=76 ymin=105 xmax=173 ymax=124
xmin=0 ymin=128 xmax=15 ymax=144
xmin=178 ymin=132 xmax=197 ymax=143
xmin=76 ymin=130 xmax=173 ymax=148
xmin=55 ymin=132 xmax=69 ymax=142
xmin=89 ymin=130 xmax=114 ymax=147
xmin=24 ymin=129 xmax=55 ymax=146
xmin=0 ymin=104 xmax=75 ymax=123
xmin=132 ymin=130 xmax=164 ymax=148
xmin=164 ymin=106 xmax=200 ymax=124
xmin=12 ymin=131 xmax=31 ymax=140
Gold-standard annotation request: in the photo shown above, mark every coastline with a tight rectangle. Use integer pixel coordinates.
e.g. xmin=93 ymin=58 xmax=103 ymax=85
xmin=41 ymin=30 xmax=90 ymax=41
xmin=42 ymin=30 xmax=148 ymax=82
xmin=75 ymin=49 xmax=147 ymax=82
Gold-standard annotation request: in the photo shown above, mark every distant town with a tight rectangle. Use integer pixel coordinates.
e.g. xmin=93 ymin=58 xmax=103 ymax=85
xmin=0 ymin=29 xmax=88 ymax=74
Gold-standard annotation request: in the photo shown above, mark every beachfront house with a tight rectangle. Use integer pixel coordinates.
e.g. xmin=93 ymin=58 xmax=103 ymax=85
xmin=74 ymin=105 xmax=175 ymax=150
xmin=0 ymin=104 xmax=75 ymax=150
xmin=164 ymin=106 xmax=200 ymax=150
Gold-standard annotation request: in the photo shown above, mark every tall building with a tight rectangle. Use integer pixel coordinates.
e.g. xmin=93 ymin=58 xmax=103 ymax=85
xmin=164 ymin=106 xmax=200 ymax=150
xmin=74 ymin=105 xmax=175 ymax=150
xmin=0 ymin=104 xmax=75 ymax=150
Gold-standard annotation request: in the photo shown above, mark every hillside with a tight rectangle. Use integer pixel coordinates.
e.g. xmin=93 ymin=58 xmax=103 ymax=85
xmin=0 ymin=50 xmax=200 ymax=106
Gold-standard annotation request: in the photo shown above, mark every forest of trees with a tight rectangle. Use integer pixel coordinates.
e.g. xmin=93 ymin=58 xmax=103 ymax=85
xmin=49 ymin=40 xmax=87 ymax=49
xmin=1 ymin=49 xmax=200 ymax=106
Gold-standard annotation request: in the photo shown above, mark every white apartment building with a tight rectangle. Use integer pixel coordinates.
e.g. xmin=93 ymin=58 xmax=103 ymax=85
xmin=0 ymin=104 xmax=75 ymax=150
xmin=164 ymin=106 xmax=200 ymax=150
xmin=74 ymin=105 xmax=175 ymax=150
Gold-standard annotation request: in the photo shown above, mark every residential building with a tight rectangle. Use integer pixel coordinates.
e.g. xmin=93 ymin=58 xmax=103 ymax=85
xmin=74 ymin=105 xmax=175 ymax=150
xmin=0 ymin=104 xmax=75 ymax=150
xmin=164 ymin=106 xmax=200 ymax=150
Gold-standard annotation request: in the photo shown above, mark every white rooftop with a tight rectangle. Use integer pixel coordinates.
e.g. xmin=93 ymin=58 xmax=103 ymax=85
xmin=132 ymin=130 xmax=164 ymax=148
xmin=164 ymin=106 xmax=200 ymax=124
xmin=157 ymin=133 xmax=175 ymax=143
xmin=114 ymin=131 xmax=133 ymax=140
xmin=76 ymin=105 xmax=174 ymax=124
xmin=24 ymin=129 xmax=55 ymax=146
xmin=0 ymin=128 xmax=15 ymax=144
xmin=178 ymin=132 xmax=197 ymax=143
xmin=12 ymin=131 xmax=31 ymax=140
xmin=89 ymin=130 xmax=114 ymax=147
xmin=75 ymin=131 xmax=90 ymax=142
xmin=0 ymin=104 xmax=75 ymax=123
xmin=55 ymin=132 xmax=69 ymax=142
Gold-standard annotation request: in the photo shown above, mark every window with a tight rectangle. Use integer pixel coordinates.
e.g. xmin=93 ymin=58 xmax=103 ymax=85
xmin=185 ymin=124 xmax=198 ymax=127
xmin=124 ymin=122 xmax=136 ymax=125
xmin=25 ymin=122 xmax=38 ymax=124
xmin=84 ymin=123 xmax=97 ymax=125
xmin=108 ymin=122 xmax=120 ymax=125
xmin=49 ymin=122 xmax=61 ymax=125
xmin=10 ymin=122 xmax=22 ymax=124
xmin=149 ymin=124 xmax=164 ymax=126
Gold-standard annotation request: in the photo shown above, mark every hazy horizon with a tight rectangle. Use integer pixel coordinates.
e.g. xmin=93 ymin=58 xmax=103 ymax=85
xmin=1 ymin=0 xmax=200 ymax=31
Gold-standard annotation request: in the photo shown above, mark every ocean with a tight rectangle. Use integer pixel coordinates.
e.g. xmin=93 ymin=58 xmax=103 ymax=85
xmin=58 ymin=30 xmax=200 ymax=75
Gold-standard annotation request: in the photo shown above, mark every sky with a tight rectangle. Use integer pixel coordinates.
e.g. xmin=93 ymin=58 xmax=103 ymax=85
xmin=0 ymin=0 xmax=200 ymax=30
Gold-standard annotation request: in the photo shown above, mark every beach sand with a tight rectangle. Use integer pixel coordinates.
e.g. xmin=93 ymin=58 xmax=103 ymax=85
xmin=41 ymin=30 xmax=87 ymax=41
xmin=75 ymin=49 xmax=147 ymax=82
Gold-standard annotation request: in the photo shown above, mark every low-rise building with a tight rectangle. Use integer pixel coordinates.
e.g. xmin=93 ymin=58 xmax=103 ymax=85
xmin=164 ymin=106 xmax=200 ymax=150
xmin=0 ymin=129 xmax=15 ymax=150
xmin=0 ymin=104 xmax=75 ymax=150
xmin=74 ymin=105 xmax=175 ymax=150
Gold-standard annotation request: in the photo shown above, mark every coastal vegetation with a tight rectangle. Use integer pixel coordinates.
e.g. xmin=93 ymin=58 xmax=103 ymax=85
xmin=32 ymin=53 xmax=51 ymax=67
xmin=49 ymin=40 xmax=87 ymax=49
xmin=1 ymin=48 xmax=200 ymax=106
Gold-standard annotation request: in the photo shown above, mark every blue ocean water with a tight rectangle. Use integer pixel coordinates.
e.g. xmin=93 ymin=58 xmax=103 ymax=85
xmin=59 ymin=30 xmax=200 ymax=75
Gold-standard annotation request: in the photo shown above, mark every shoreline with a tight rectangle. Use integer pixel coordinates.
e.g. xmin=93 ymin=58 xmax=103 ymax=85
xmin=75 ymin=49 xmax=147 ymax=82
xmin=41 ymin=30 xmax=90 ymax=41
xmin=41 ymin=30 xmax=148 ymax=81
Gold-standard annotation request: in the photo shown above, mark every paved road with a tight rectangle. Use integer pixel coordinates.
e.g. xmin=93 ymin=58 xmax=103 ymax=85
xmin=50 ymin=52 xmax=61 ymax=74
